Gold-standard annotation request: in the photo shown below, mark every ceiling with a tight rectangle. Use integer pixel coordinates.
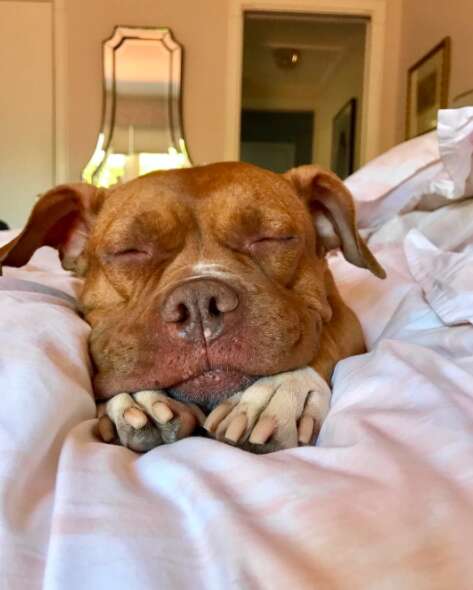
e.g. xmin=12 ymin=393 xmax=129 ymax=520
xmin=242 ymin=12 xmax=367 ymax=105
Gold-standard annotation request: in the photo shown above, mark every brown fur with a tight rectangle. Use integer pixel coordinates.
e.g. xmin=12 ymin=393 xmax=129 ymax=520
xmin=0 ymin=162 xmax=384 ymax=409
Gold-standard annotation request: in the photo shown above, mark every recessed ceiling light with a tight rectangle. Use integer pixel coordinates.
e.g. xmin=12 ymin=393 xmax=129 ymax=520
xmin=273 ymin=48 xmax=301 ymax=69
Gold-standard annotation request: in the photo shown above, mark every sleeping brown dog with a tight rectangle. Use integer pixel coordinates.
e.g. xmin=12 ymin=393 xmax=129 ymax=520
xmin=0 ymin=162 xmax=385 ymax=453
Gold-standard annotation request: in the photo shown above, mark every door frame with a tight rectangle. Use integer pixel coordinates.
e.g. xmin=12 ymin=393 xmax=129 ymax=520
xmin=224 ymin=0 xmax=388 ymax=166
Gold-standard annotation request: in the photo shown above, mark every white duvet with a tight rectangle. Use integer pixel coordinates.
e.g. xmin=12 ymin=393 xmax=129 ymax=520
xmin=1 ymin=200 xmax=473 ymax=589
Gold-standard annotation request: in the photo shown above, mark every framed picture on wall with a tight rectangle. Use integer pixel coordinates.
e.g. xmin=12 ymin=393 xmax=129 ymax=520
xmin=330 ymin=98 xmax=356 ymax=180
xmin=406 ymin=37 xmax=451 ymax=139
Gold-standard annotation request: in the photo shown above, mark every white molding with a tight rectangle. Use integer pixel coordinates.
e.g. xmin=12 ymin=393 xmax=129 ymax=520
xmin=225 ymin=0 xmax=387 ymax=165
xmin=53 ymin=0 xmax=69 ymax=183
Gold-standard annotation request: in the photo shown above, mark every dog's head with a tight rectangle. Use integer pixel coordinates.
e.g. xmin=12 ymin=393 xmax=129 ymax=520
xmin=0 ymin=162 xmax=384 ymax=404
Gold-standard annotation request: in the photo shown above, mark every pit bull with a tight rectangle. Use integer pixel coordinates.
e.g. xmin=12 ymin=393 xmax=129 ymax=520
xmin=0 ymin=162 xmax=385 ymax=453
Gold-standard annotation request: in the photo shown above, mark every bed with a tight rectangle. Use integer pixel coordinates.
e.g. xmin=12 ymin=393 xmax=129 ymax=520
xmin=2 ymin=108 xmax=473 ymax=589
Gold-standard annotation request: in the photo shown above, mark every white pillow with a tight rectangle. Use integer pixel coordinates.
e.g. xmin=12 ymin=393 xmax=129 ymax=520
xmin=347 ymin=107 xmax=473 ymax=228
xmin=437 ymin=108 xmax=473 ymax=198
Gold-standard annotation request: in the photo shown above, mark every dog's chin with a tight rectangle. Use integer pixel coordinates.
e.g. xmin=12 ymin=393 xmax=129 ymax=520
xmin=167 ymin=369 xmax=259 ymax=409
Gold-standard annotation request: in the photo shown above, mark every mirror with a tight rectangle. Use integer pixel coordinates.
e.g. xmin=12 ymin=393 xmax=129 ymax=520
xmin=83 ymin=26 xmax=191 ymax=187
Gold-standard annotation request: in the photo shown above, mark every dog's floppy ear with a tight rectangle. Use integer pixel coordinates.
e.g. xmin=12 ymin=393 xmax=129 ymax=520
xmin=0 ymin=183 xmax=106 ymax=276
xmin=283 ymin=165 xmax=386 ymax=278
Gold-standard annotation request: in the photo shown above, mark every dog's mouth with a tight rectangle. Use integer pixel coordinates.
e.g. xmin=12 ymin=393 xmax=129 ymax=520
xmin=167 ymin=368 xmax=258 ymax=406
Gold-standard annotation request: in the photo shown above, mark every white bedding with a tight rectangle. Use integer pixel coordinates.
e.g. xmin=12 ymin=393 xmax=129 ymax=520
xmin=2 ymin=198 xmax=473 ymax=589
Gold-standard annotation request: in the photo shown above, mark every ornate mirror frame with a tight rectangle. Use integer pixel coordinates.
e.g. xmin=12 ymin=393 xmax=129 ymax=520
xmin=82 ymin=26 xmax=191 ymax=187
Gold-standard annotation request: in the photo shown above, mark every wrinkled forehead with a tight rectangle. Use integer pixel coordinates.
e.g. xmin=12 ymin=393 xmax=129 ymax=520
xmin=92 ymin=164 xmax=310 ymax=242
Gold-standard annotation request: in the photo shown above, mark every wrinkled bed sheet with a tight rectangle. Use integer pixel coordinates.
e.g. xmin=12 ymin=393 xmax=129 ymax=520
xmin=1 ymin=199 xmax=473 ymax=589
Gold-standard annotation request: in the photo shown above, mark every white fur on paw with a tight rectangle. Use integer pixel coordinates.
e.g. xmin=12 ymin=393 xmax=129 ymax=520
xmin=204 ymin=367 xmax=331 ymax=451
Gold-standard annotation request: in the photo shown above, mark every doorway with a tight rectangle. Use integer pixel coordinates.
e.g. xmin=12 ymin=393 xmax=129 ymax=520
xmin=241 ymin=109 xmax=314 ymax=172
xmin=238 ymin=11 xmax=369 ymax=177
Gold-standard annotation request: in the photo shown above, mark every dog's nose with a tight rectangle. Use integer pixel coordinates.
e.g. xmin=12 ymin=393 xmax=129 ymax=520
xmin=161 ymin=279 xmax=239 ymax=343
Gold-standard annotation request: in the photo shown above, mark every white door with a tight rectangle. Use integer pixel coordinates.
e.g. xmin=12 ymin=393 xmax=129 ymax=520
xmin=0 ymin=1 xmax=53 ymax=229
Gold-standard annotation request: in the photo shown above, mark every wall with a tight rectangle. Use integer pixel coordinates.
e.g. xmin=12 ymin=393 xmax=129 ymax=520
xmin=61 ymin=0 xmax=229 ymax=181
xmin=313 ymin=39 xmax=365 ymax=170
xmin=59 ymin=0 xmax=473 ymax=180
xmin=0 ymin=0 xmax=53 ymax=228
xmin=59 ymin=0 xmax=408 ymax=181
xmin=57 ymin=0 xmax=408 ymax=182
xmin=399 ymin=0 xmax=473 ymax=139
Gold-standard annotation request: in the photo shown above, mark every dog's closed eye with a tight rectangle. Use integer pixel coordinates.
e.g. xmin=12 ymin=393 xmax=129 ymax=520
xmin=251 ymin=236 xmax=298 ymax=245
xmin=248 ymin=235 xmax=300 ymax=253
xmin=105 ymin=247 xmax=153 ymax=263
xmin=113 ymin=248 xmax=150 ymax=257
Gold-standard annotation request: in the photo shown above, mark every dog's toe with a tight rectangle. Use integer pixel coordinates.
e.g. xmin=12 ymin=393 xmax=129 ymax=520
xmin=99 ymin=390 xmax=205 ymax=452
xmin=104 ymin=392 xmax=163 ymax=452
xmin=204 ymin=368 xmax=331 ymax=453
xmin=119 ymin=421 xmax=163 ymax=453
xmin=97 ymin=415 xmax=117 ymax=443
xmin=133 ymin=390 xmax=203 ymax=444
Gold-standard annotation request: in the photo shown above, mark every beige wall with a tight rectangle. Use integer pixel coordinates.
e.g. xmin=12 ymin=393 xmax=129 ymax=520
xmin=4 ymin=0 xmax=470 ymax=218
xmin=399 ymin=0 xmax=473 ymax=140
xmin=0 ymin=0 xmax=408 ymax=224
xmin=62 ymin=0 xmax=229 ymax=180
xmin=0 ymin=0 xmax=53 ymax=228
xmin=60 ymin=0 xmax=407 ymax=180
xmin=59 ymin=0 xmax=473 ymax=179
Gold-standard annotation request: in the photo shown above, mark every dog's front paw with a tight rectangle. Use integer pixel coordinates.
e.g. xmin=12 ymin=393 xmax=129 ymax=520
xmin=203 ymin=367 xmax=331 ymax=453
xmin=97 ymin=391 xmax=205 ymax=452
